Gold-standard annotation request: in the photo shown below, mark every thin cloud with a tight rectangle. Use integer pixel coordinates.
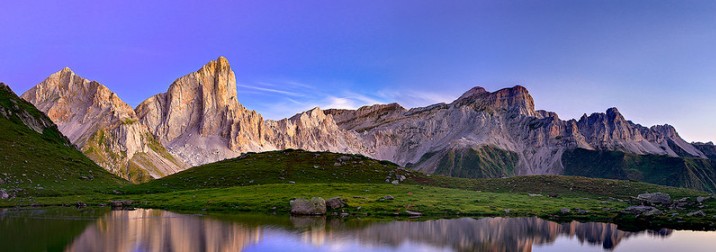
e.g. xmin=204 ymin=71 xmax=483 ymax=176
xmin=236 ymin=83 xmax=306 ymax=97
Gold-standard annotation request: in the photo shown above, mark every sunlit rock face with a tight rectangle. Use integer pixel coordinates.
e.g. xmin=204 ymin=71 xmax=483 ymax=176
xmin=66 ymin=209 xmax=262 ymax=252
xmin=325 ymin=86 xmax=706 ymax=176
xmin=135 ymin=57 xmax=363 ymax=167
xmin=21 ymin=69 xmax=185 ymax=181
xmin=22 ymin=56 xmax=708 ymax=179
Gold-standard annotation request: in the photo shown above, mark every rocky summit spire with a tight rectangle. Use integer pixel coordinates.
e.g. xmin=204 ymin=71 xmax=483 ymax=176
xmin=137 ymin=56 xmax=242 ymax=144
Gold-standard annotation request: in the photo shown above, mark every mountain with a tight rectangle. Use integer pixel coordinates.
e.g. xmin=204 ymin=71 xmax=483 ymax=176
xmin=136 ymin=57 xmax=361 ymax=166
xmin=325 ymin=86 xmax=716 ymax=191
xmin=19 ymin=56 xmax=715 ymax=192
xmin=0 ymin=82 xmax=126 ymax=196
xmin=21 ymin=68 xmax=186 ymax=182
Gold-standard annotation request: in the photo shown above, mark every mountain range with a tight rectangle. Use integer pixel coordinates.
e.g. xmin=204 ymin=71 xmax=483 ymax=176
xmin=13 ymin=57 xmax=716 ymax=190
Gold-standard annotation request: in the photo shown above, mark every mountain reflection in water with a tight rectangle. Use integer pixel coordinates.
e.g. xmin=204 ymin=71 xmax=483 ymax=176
xmin=57 ymin=209 xmax=677 ymax=252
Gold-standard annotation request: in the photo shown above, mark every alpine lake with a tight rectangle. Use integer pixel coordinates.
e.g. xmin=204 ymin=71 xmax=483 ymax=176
xmin=2 ymin=207 xmax=715 ymax=252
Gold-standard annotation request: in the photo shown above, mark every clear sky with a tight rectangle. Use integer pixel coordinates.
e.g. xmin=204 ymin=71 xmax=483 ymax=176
xmin=1 ymin=0 xmax=715 ymax=142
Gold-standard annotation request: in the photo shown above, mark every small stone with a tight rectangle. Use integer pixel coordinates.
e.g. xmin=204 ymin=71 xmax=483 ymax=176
xmin=326 ymin=197 xmax=347 ymax=209
xmin=623 ymin=206 xmax=663 ymax=216
xmin=391 ymin=180 xmax=400 ymax=185
xmin=384 ymin=195 xmax=395 ymax=200
xmin=110 ymin=200 xmax=134 ymax=210
xmin=76 ymin=202 xmax=87 ymax=208
xmin=697 ymin=196 xmax=709 ymax=204
xmin=405 ymin=210 xmax=422 ymax=216
xmin=687 ymin=210 xmax=706 ymax=217
xmin=340 ymin=212 xmax=350 ymax=218
xmin=398 ymin=175 xmax=406 ymax=182
xmin=0 ymin=189 xmax=8 ymax=199
xmin=288 ymin=181 xmax=295 ymax=184
xmin=504 ymin=209 xmax=511 ymax=214
xmin=560 ymin=208 xmax=570 ymax=214
xmin=313 ymin=165 xmax=320 ymax=169
xmin=528 ymin=194 xmax=542 ymax=197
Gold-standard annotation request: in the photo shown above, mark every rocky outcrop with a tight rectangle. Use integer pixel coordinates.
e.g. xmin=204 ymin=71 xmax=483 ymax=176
xmin=324 ymin=85 xmax=708 ymax=177
xmin=18 ymin=56 xmax=713 ymax=191
xmin=136 ymin=57 xmax=362 ymax=166
xmin=21 ymin=69 xmax=185 ymax=182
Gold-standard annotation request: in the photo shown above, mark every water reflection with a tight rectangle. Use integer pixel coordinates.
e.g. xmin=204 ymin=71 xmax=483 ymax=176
xmin=1 ymin=208 xmax=712 ymax=252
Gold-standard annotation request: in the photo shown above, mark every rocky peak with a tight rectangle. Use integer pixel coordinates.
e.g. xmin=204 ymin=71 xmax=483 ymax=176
xmin=21 ymin=68 xmax=186 ymax=181
xmin=453 ymin=85 xmax=535 ymax=116
xmin=136 ymin=56 xmax=242 ymax=144
xmin=456 ymin=86 xmax=489 ymax=100
xmin=21 ymin=68 xmax=136 ymax=144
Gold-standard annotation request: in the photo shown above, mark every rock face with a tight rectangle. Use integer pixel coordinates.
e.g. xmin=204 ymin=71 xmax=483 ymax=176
xmin=21 ymin=69 xmax=186 ymax=182
xmin=136 ymin=57 xmax=361 ymax=166
xmin=325 ymin=86 xmax=708 ymax=177
xmin=19 ymin=56 xmax=715 ymax=192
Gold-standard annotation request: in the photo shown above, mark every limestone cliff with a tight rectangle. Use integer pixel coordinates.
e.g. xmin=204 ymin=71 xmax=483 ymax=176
xmin=21 ymin=68 xmax=185 ymax=182
xmin=136 ymin=57 xmax=361 ymax=166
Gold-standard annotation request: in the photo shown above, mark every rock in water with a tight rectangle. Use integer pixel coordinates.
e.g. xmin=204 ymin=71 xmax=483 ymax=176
xmin=290 ymin=197 xmax=326 ymax=215
xmin=326 ymin=197 xmax=346 ymax=209
xmin=636 ymin=192 xmax=672 ymax=205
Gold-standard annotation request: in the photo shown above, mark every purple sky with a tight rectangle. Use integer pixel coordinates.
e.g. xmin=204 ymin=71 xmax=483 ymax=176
xmin=1 ymin=0 xmax=715 ymax=142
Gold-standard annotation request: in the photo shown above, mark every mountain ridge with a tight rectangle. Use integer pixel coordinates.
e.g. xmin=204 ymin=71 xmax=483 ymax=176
xmin=15 ymin=56 xmax=716 ymax=191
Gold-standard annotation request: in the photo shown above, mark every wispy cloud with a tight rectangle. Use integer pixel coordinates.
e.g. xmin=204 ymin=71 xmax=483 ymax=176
xmin=236 ymin=79 xmax=461 ymax=120
xmin=236 ymin=83 xmax=306 ymax=97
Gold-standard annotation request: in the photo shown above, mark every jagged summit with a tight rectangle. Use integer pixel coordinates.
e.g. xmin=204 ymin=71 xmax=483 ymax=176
xmin=452 ymin=85 xmax=535 ymax=116
xmin=20 ymin=68 xmax=186 ymax=182
xmin=18 ymin=56 xmax=715 ymax=191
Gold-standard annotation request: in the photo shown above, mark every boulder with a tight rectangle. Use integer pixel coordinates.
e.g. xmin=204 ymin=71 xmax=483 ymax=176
xmin=0 ymin=189 xmax=8 ymax=199
xmin=110 ymin=200 xmax=134 ymax=209
xmin=391 ymin=180 xmax=400 ymax=185
xmin=636 ymin=192 xmax=671 ymax=205
xmin=697 ymin=196 xmax=709 ymax=204
xmin=290 ymin=197 xmax=326 ymax=215
xmin=326 ymin=197 xmax=346 ymax=209
xmin=623 ymin=206 xmax=663 ymax=216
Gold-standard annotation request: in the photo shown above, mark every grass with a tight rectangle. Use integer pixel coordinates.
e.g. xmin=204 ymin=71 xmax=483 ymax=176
xmin=2 ymin=149 xmax=713 ymax=230
xmin=0 ymin=84 xmax=128 ymax=196
xmin=563 ymin=148 xmax=716 ymax=192
xmin=1 ymin=84 xmax=714 ymax=230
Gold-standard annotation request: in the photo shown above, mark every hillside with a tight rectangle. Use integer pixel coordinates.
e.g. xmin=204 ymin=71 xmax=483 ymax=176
xmin=124 ymin=149 xmax=705 ymax=200
xmin=0 ymin=83 xmax=127 ymax=197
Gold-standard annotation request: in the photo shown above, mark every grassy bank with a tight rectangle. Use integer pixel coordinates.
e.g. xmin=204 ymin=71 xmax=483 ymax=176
xmin=2 ymin=150 xmax=715 ymax=230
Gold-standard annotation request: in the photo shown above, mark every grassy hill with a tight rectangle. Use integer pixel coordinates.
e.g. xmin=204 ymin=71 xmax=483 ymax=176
xmin=0 ymin=83 xmax=127 ymax=197
xmin=123 ymin=149 xmax=705 ymax=200
xmin=2 ymin=147 xmax=714 ymax=229
xmin=563 ymin=148 xmax=716 ymax=193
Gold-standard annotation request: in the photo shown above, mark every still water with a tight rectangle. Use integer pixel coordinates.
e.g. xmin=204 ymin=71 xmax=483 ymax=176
xmin=0 ymin=207 xmax=714 ymax=252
